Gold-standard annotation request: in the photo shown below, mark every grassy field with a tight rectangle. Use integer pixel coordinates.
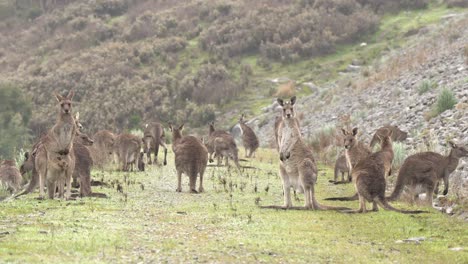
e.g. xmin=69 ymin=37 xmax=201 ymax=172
xmin=0 ymin=148 xmax=467 ymax=263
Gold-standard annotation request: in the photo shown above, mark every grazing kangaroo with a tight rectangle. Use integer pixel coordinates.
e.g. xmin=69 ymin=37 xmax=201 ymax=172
xmin=342 ymin=133 xmax=425 ymax=214
xmin=35 ymin=90 xmax=77 ymax=199
xmin=331 ymin=154 xmax=350 ymax=183
xmin=205 ymin=122 xmax=241 ymax=169
xmin=143 ymin=122 xmax=168 ymax=165
xmin=263 ymin=96 xmax=349 ymax=210
xmin=326 ymin=127 xmax=372 ymax=201
xmin=91 ymin=130 xmax=116 ymax=167
xmin=0 ymin=160 xmax=23 ymax=194
xmin=370 ymin=125 xmax=408 ymax=148
xmin=239 ymin=114 xmax=259 ymax=158
xmin=387 ymin=141 xmax=468 ymax=205
xmin=170 ymin=124 xmax=208 ymax=193
xmin=114 ymin=133 xmax=142 ymax=171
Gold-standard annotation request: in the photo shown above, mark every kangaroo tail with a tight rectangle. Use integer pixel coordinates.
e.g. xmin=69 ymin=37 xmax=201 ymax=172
xmin=324 ymin=193 xmax=359 ymax=201
xmin=377 ymin=197 xmax=427 ymax=214
xmin=387 ymin=171 xmax=406 ymax=201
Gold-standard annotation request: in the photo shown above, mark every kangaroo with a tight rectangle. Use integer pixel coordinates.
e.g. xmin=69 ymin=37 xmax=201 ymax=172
xmin=72 ymin=132 xmax=94 ymax=197
xmin=91 ymin=130 xmax=116 ymax=167
xmin=342 ymin=133 xmax=425 ymax=214
xmin=143 ymin=122 xmax=168 ymax=165
xmin=330 ymin=154 xmax=350 ymax=183
xmin=114 ymin=133 xmax=142 ymax=171
xmin=262 ymin=96 xmax=349 ymax=210
xmin=370 ymin=125 xmax=408 ymax=148
xmin=387 ymin=141 xmax=468 ymax=205
xmin=239 ymin=114 xmax=259 ymax=158
xmin=205 ymin=122 xmax=240 ymax=169
xmin=0 ymin=160 xmax=23 ymax=194
xmin=35 ymin=90 xmax=77 ymax=199
xmin=325 ymin=127 xmax=372 ymax=201
xmin=170 ymin=124 xmax=208 ymax=193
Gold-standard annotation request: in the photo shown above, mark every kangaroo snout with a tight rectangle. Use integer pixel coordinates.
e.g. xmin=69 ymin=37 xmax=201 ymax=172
xmin=279 ymin=152 xmax=291 ymax=161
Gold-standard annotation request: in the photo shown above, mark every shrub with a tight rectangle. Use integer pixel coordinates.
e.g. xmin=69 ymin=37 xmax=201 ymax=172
xmin=417 ymin=80 xmax=437 ymax=95
xmin=435 ymin=88 xmax=457 ymax=114
xmin=392 ymin=142 xmax=407 ymax=170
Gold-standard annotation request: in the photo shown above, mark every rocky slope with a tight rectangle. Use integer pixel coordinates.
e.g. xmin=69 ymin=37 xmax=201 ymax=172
xmin=249 ymin=12 xmax=468 ymax=208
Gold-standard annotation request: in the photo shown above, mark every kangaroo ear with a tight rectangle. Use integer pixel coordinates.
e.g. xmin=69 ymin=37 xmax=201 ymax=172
xmin=24 ymin=152 xmax=29 ymax=160
xmin=387 ymin=128 xmax=394 ymax=138
xmin=145 ymin=123 xmax=148 ymax=128
xmin=168 ymin=123 xmax=173 ymax=132
xmin=277 ymin=98 xmax=284 ymax=106
xmin=67 ymin=90 xmax=75 ymax=100
xmin=179 ymin=124 xmax=184 ymax=131
xmin=290 ymin=96 xmax=296 ymax=106
xmin=352 ymin=127 xmax=358 ymax=136
xmin=55 ymin=92 xmax=64 ymax=102
xmin=341 ymin=128 xmax=347 ymax=136
xmin=75 ymin=112 xmax=80 ymax=120
xmin=448 ymin=140 xmax=457 ymax=148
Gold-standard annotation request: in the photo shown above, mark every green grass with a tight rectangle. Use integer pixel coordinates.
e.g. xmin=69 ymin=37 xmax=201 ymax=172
xmin=1 ymin=148 xmax=467 ymax=263
xmin=436 ymin=87 xmax=457 ymax=114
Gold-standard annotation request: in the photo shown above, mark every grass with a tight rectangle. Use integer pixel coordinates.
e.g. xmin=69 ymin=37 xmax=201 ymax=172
xmin=1 ymin=148 xmax=467 ymax=263
xmin=436 ymin=87 xmax=457 ymax=114
xmin=418 ymin=79 xmax=437 ymax=95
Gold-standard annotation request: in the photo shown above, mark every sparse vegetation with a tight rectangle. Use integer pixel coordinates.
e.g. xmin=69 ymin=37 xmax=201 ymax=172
xmin=435 ymin=88 xmax=457 ymax=115
xmin=418 ymin=79 xmax=437 ymax=95
xmin=1 ymin=148 xmax=467 ymax=262
xmin=392 ymin=141 xmax=407 ymax=170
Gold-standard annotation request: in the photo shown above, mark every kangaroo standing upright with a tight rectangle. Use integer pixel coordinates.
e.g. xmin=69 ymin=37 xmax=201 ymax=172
xmin=239 ymin=114 xmax=259 ymax=158
xmin=388 ymin=141 xmax=468 ymax=205
xmin=37 ymin=90 xmax=77 ymax=199
xmin=143 ymin=122 xmax=168 ymax=165
xmin=326 ymin=127 xmax=372 ymax=201
xmin=342 ymin=132 xmax=425 ymax=214
xmin=263 ymin=96 xmax=348 ymax=210
xmin=170 ymin=124 xmax=208 ymax=193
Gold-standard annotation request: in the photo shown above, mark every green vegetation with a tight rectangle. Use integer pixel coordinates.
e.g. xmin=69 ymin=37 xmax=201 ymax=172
xmin=0 ymin=83 xmax=32 ymax=159
xmin=436 ymin=88 xmax=457 ymax=114
xmin=392 ymin=142 xmax=407 ymax=170
xmin=418 ymin=80 xmax=437 ymax=95
xmin=1 ymin=148 xmax=467 ymax=263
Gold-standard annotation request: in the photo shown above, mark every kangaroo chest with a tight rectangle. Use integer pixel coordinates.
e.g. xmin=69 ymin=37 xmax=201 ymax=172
xmin=52 ymin=122 xmax=75 ymax=150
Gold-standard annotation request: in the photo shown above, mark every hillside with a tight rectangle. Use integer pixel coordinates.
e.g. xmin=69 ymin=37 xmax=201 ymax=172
xmin=0 ymin=0 xmax=454 ymax=135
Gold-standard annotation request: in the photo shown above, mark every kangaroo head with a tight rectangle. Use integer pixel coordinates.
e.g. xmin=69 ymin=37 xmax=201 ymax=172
xmin=208 ymin=121 xmax=215 ymax=135
xmin=277 ymin=96 xmax=296 ymax=119
xmin=239 ymin=114 xmax=246 ymax=124
xmin=341 ymin=127 xmax=359 ymax=150
xmin=55 ymin=90 xmax=75 ymax=115
xmin=378 ymin=128 xmax=393 ymax=149
xmin=169 ymin=123 xmax=184 ymax=141
xmin=449 ymin=141 xmax=468 ymax=159
xmin=395 ymin=126 xmax=408 ymax=141
xmin=76 ymin=131 xmax=94 ymax=146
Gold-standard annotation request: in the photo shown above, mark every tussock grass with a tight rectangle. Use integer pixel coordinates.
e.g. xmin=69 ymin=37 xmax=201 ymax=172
xmin=436 ymin=87 xmax=457 ymax=114
xmin=0 ymin=148 xmax=466 ymax=263
xmin=418 ymin=79 xmax=437 ymax=95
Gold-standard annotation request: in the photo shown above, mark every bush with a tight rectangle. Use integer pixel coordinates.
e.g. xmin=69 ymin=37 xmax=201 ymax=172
xmin=0 ymin=83 xmax=32 ymax=159
xmin=417 ymin=80 xmax=437 ymax=95
xmin=392 ymin=142 xmax=407 ymax=170
xmin=436 ymin=88 xmax=457 ymax=114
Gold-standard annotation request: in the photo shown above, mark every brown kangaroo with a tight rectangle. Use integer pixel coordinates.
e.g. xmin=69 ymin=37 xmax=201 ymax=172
xmin=143 ymin=122 xmax=168 ymax=165
xmin=0 ymin=160 xmax=23 ymax=194
xmin=72 ymin=132 xmax=94 ymax=197
xmin=91 ymin=130 xmax=116 ymax=167
xmin=262 ymin=96 xmax=349 ymax=210
xmin=330 ymin=154 xmax=350 ymax=183
xmin=325 ymin=127 xmax=372 ymax=201
xmin=387 ymin=141 xmax=468 ymax=205
xmin=114 ymin=133 xmax=142 ymax=172
xmin=36 ymin=90 xmax=77 ymax=199
xmin=239 ymin=114 xmax=259 ymax=158
xmin=170 ymin=124 xmax=208 ymax=193
xmin=342 ymin=133 xmax=425 ymax=214
xmin=205 ymin=122 xmax=240 ymax=169
xmin=370 ymin=125 xmax=408 ymax=148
